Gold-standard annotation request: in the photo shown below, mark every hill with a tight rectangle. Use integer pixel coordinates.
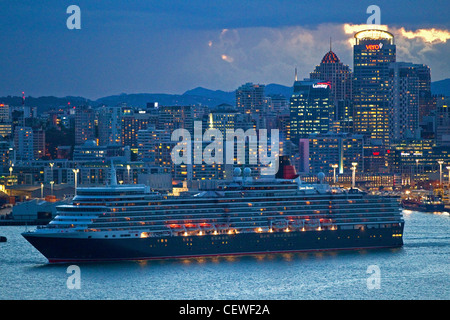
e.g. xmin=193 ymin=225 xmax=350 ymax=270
xmin=1 ymin=79 xmax=447 ymax=111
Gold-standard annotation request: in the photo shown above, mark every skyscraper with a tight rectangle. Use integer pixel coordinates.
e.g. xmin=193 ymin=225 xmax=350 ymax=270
xmin=436 ymin=97 xmax=450 ymax=146
xmin=75 ymin=105 xmax=96 ymax=145
xmin=236 ymin=83 xmax=266 ymax=114
xmin=310 ymin=47 xmax=353 ymax=131
xmin=290 ymin=79 xmax=331 ymax=142
xmin=14 ymin=126 xmax=34 ymax=161
xmin=353 ymin=29 xmax=396 ymax=146
xmin=98 ymin=105 xmax=123 ymax=146
xmin=388 ymin=62 xmax=425 ymax=142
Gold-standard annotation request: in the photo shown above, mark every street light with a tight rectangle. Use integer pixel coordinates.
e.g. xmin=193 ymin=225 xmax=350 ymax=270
xmin=331 ymin=164 xmax=338 ymax=184
xmin=49 ymin=163 xmax=54 ymax=183
xmin=127 ymin=164 xmax=131 ymax=184
xmin=72 ymin=169 xmax=79 ymax=196
xmin=351 ymin=162 xmax=358 ymax=189
xmin=438 ymin=160 xmax=444 ymax=186
xmin=9 ymin=165 xmax=14 ymax=186
xmin=447 ymin=166 xmax=450 ymax=187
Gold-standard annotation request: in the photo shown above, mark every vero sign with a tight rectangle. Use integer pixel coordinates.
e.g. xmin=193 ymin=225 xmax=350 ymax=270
xmin=365 ymin=43 xmax=383 ymax=50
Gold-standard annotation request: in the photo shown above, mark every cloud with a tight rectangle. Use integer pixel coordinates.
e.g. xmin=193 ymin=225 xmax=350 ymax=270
xmin=184 ymin=23 xmax=450 ymax=92
xmin=221 ymin=54 xmax=234 ymax=63
xmin=398 ymin=27 xmax=450 ymax=44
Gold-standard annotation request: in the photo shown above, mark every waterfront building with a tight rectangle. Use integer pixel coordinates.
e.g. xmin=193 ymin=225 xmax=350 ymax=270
xmin=353 ymin=29 xmax=396 ymax=146
xmin=436 ymin=97 xmax=450 ymax=146
xmin=388 ymin=62 xmax=425 ymax=142
xmin=310 ymin=47 xmax=353 ymax=131
xmin=299 ymin=132 xmax=364 ymax=175
xmin=290 ymin=79 xmax=331 ymax=142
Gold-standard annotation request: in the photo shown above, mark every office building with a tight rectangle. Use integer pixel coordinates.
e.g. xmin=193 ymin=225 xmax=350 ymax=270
xmin=236 ymin=83 xmax=266 ymax=115
xmin=436 ymin=97 xmax=450 ymax=146
xmin=353 ymin=29 xmax=396 ymax=146
xmin=14 ymin=126 xmax=34 ymax=161
xmin=75 ymin=105 xmax=96 ymax=145
xmin=310 ymin=48 xmax=353 ymax=131
xmin=306 ymin=132 xmax=364 ymax=175
xmin=388 ymin=62 xmax=422 ymax=142
xmin=290 ymin=79 xmax=331 ymax=142
xmin=98 ymin=105 xmax=123 ymax=146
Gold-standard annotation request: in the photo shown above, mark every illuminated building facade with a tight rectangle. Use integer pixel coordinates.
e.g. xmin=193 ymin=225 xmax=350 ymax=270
xmin=290 ymin=79 xmax=331 ymax=142
xmin=304 ymin=132 xmax=364 ymax=175
xmin=74 ymin=105 xmax=96 ymax=145
xmin=236 ymin=83 xmax=266 ymax=115
xmin=388 ymin=62 xmax=423 ymax=142
xmin=98 ymin=105 xmax=123 ymax=146
xmin=353 ymin=29 xmax=396 ymax=146
xmin=310 ymin=49 xmax=353 ymax=132
xmin=436 ymin=97 xmax=450 ymax=146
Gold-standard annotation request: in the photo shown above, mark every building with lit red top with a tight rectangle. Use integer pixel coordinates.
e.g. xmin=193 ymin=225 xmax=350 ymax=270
xmin=310 ymin=48 xmax=353 ymax=132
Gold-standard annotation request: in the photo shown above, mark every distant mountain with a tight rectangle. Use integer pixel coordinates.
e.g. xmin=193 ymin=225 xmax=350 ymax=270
xmin=183 ymin=87 xmax=235 ymax=106
xmin=0 ymin=95 xmax=92 ymax=111
xmin=431 ymin=78 xmax=450 ymax=96
xmin=264 ymin=83 xmax=293 ymax=98
xmin=1 ymin=79 xmax=447 ymax=111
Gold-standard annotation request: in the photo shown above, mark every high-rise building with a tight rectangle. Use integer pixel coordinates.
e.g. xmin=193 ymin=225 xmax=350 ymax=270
xmin=121 ymin=111 xmax=150 ymax=148
xmin=206 ymin=108 xmax=238 ymax=138
xmin=353 ymin=29 xmax=396 ymax=146
xmin=98 ymin=105 xmax=123 ymax=146
xmin=307 ymin=132 xmax=364 ymax=175
xmin=436 ymin=97 xmax=450 ymax=146
xmin=137 ymin=129 xmax=172 ymax=164
xmin=310 ymin=47 xmax=353 ymax=131
xmin=236 ymin=83 xmax=266 ymax=114
xmin=33 ymin=129 xmax=46 ymax=159
xmin=289 ymin=79 xmax=331 ymax=142
xmin=157 ymin=106 xmax=194 ymax=134
xmin=416 ymin=65 xmax=433 ymax=121
xmin=14 ymin=126 xmax=34 ymax=161
xmin=75 ymin=105 xmax=96 ymax=145
xmin=388 ymin=62 xmax=424 ymax=142
xmin=0 ymin=104 xmax=12 ymax=138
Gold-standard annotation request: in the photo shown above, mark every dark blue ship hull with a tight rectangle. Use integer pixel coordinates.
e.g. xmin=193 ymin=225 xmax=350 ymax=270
xmin=23 ymin=224 xmax=404 ymax=263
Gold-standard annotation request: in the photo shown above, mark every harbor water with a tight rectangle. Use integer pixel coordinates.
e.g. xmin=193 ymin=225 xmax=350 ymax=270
xmin=0 ymin=210 xmax=448 ymax=300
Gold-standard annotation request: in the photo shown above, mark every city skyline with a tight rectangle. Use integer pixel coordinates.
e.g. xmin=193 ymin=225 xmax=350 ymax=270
xmin=0 ymin=1 xmax=449 ymax=99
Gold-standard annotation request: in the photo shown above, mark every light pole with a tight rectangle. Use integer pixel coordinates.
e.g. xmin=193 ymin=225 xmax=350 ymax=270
xmin=9 ymin=165 xmax=13 ymax=185
xmin=72 ymin=169 xmax=79 ymax=196
xmin=438 ymin=160 xmax=444 ymax=186
xmin=415 ymin=159 xmax=419 ymax=183
xmin=351 ymin=162 xmax=358 ymax=189
xmin=331 ymin=164 xmax=338 ymax=184
xmin=49 ymin=162 xmax=54 ymax=183
xmin=447 ymin=166 xmax=450 ymax=188
xmin=50 ymin=181 xmax=54 ymax=196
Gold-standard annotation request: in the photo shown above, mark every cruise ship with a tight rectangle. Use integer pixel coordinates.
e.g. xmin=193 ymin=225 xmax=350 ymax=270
xmin=22 ymin=162 xmax=404 ymax=263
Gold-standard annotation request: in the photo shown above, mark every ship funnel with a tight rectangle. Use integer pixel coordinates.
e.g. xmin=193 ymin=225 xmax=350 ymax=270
xmin=275 ymin=156 xmax=299 ymax=180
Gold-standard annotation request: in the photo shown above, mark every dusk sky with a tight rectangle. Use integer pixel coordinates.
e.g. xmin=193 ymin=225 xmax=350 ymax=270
xmin=1 ymin=0 xmax=449 ymax=99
